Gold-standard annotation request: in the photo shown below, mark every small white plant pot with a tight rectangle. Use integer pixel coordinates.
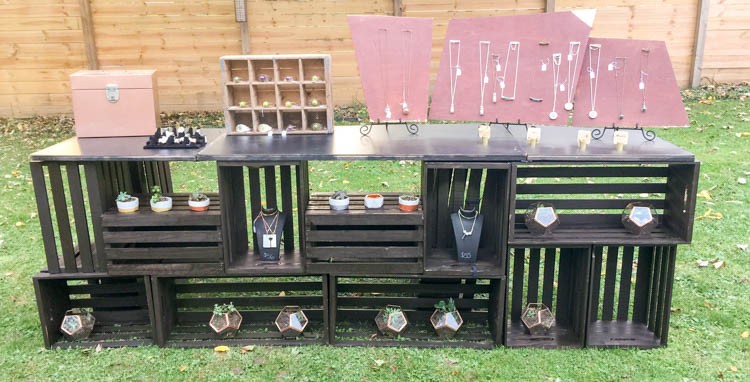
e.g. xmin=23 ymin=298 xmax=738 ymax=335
xmin=329 ymin=197 xmax=350 ymax=211
xmin=364 ymin=193 xmax=384 ymax=209
xmin=398 ymin=196 xmax=420 ymax=212
xmin=116 ymin=197 xmax=139 ymax=213
xmin=150 ymin=196 xmax=172 ymax=212
xmin=188 ymin=197 xmax=210 ymax=212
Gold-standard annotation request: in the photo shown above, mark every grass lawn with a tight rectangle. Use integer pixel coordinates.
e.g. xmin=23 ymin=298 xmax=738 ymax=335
xmin=0 ymin=88 xmax=748 ymax=381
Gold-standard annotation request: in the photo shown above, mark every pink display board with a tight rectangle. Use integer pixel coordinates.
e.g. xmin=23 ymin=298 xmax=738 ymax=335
xmin=348 ymin=15 xmax=433 ymax=123
xmin=430 ymin=12 xmax=591 ymax=125
xmin=571 ymin=38 xmax=688 ymax=128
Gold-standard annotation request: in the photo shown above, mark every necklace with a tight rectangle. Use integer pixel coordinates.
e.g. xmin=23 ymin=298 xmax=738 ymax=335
xmin=491 ymin=54 xmax=501 ymax=103
xmin=500 ymin=41 xmax=520 ymax=101
xmin=254 ymin=209 xmax=280 ymax=234
xmin=612 ymin=56 xmax=627 ymax=120
xmin=375 ymin=28 xmax=391 ymax=119
xmin=478 ymin=41 xmax=491 ymax=116
xmin=457 ymin=208 xmax=478 ymax=240
xmin=639 ymin=48 xmax=650 ymax=112
xmin=564 ymin=41 xmax=581 ymax=111
xmin=549 ymin=53 xmax=562 ymax=120
xmin=587 ymin=43 xmax=602 ymax=119
xmin=448 ymin=40 xmax=461 ymax=114
xmin=401 ymin=29 xmax=413 ymax=115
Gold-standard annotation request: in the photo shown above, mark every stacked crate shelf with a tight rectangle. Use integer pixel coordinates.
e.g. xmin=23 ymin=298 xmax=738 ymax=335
xmin=221 ymin=55 xmax=333 ymax=135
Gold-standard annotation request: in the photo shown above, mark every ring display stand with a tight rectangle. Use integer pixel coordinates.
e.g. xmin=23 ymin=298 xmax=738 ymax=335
xmin=591 ymin=124 xmax=656 ymax=142
xmin=359 ymin=121 xmax=419 ymax=136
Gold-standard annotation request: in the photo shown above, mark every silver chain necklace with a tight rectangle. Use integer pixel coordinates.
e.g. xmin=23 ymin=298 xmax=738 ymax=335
xmin=458 ymin=208 xmax=478 ymax=239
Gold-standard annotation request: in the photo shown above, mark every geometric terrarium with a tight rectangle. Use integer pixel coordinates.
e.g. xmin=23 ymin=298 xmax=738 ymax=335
xmin=524 ymin=202 xmax=560 ymax=235
xmin=60 ymin=308 xmax=96 ymax=340
xmin=430 ymin=298 xmax=463 ymax=339
xmin=275 ymin=306 xmax=309 ymax=337
xmin=209 ymin=302 xmax=243 ymax=338
xmin=521 ymin=303 xmax=555 ymax=336
xmin=374 ymin=305 xmax=408 ymax=337
xmin=622 ymin=202 xmax=658 ymax=235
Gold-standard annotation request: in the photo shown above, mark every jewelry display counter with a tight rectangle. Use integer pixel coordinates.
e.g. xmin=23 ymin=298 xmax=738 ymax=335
xmin=29 ymin=124 xmax=697 ymax=349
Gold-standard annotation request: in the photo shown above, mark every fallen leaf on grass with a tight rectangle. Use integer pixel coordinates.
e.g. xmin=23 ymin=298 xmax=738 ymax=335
xmin=713 ymin=260 xmax=726 ymax=269
xmin=14 ymin=221 xmax=25 ymax=228
xmin=670 ymin=307 xmax=682 ymax=313
xmin=240 ymin=345 xmax=255 ymax=353
xmin=214 ymin=345 xmax=229 ymax=353
xmin=739 ymin=177 xmax=747 ymax=185
xmin=372 ymin=359 xmax=386 ymax=368
xmin=697 ymin=189 xmax=713 ymax=200
xmin=737 ymin=244 xmax=748 ymax=251
xmin=697 ymin=259 xmax=710 ymax=267
xmin=730 ymin=366 xmax=738 ymax=372
xmin=381 ymin=181 xmax=389 ymax=187
xmin=736 ymin=132 xmax=750 ymax=137
xmin=179 ymin=366 xmax=188 ymax=372
xmin=290 ymin=348 xmax=300 ymax=356
xmin=95 ymin=343 xmax=102 ymax=353
xmin=696 ymin=209 xmax=723 ymax=220
xmin=4 ymin=272 xmax=14 ymax=277
xmin=342 ymin=179 xmax=350 ymax=184
xmin=703 ymin=300 xmax=714 ymax=308
xmin=742 ymin=331 xmax=750 ymax=338
xmin=278 ymin=291 xmax=286 ymax=297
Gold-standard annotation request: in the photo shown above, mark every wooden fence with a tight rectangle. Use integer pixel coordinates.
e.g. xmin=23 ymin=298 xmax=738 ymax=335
xmin=0 ymin=0 xmax=746 ymax=117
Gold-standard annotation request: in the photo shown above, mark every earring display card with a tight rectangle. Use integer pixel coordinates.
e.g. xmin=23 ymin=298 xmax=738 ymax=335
xmin=430 ymin=11 xmax=593 ymax=125
xmin=348 ymin=15 xmax=433 ymax=123
xmin=572 ymin=38 xmax=688 ymax=128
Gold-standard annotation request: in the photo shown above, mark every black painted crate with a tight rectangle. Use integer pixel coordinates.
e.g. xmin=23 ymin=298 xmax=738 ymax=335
xmin=152 ymin=276 xmax=328 ymax=347
xmin=506 ymin=247 xmax=590 ymax=348
xmin=101 ymin=193 xmax=223 ymax=276
xmin=422 ymin=162 xmax=511 ymax=277
xmin=587 ymin=245 xmax=676 ymax=348
xmin=305 ymin=193 xmax=424 ymax=275
xmin=510 ymin=163 xmax=699 ymax=246
xmin=33 ymin=272 xmax=154 ymax=348
xmin=330 ymin=276 xmax=504 ymax=348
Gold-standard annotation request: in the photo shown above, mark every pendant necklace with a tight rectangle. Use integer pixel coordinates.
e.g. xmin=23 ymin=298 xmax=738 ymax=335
xmin=448 ymin=40 xmax=462 ymax=114
xmin=401 ymin=29 xmax=413 ymax=115
xmin=478 ymin=41 xmax=491 ymax=116
xmin=491 ymin=54 xmax=501 ymax=103
xmin=458 ymin=208 xmax=478 ymax=240
xmin=500 ymin=41 xmax=521 ymax=101
xmin=549 ymin=53 xmax=562 ymax=120
xmin=261 ymin=210 xmax=279 ymax=234
xmin=587 ymin=43 xmax=602 ymax=119
xmin=611 ymin=57 xmax=627 ymax=120
xmin=639 ymin=48 xmax=650 ymax=113
xmin=529 ymin=47 xmax=550 ymax=103
xmin=564 ymin=41 xmax=581 ymax=111
xmin=375 ymin=28 xmax=391 ymax=119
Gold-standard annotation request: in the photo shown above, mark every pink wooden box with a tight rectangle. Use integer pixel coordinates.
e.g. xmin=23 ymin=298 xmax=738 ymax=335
xmin=70 ymin=70 xmax=160 ymax=137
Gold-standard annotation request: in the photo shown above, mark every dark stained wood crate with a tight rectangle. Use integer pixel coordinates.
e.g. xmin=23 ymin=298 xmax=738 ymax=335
xmin=330 ymin=276 xmax=504 ymax=348
xmin=587 ymin=245 xmax=676 ymax=348
xmin=152 ymin=276 xmax=329 ymax=347
xmin=506 ymin=247 xmax=590 ymax=348
xmin=101 ymin=193 xmax=223 ymax=276
xmin=422 ymin=162 xmax=510 ymax=277
xmin=510 ymin=163 xmax=699 ymax=246
xmin=305 ymin=193 xmax=424 ymax=275
xmin=31 ymin=160 xmax=173 ymax=274
xmin=218 ymin=162 xmax=307 ymax=275
xmin=33 ymin=272 xmax=154 ymax=348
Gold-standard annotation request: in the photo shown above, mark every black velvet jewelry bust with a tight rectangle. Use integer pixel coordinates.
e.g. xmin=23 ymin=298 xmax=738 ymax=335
xmin=252 ymin=207 xmax=287 ymax=261
xmin=450 ymin=207 xmax=483 ymax=263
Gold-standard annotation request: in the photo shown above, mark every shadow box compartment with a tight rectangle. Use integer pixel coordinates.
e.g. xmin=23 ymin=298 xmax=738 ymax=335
xmin=587 ymin=245 xmax=676 ymax=348
xmin=275 ymin=58 xmax=302 ymax=82
xmin=218 ymin=161 xmax=308 ymax=274
xmin=33 ymin=272 xmax=154 ymax=348
xmin=330 ymin=276 xmax=504 ymax=348
xmin=509 ymin=163 xmax=699 ymax=246
xmin=305 ymin=193 xmax=424 ymax=275
xmin=249 ymin=59 xmax=274 ymax=83
xmin=221 ymin=59 xmax=250 ymax=83
xmin=152 ymin=275 xmax=328 ymax=347
xmin=301 ymin=58 xmax=326 ymax=82
xmin=506 ymin=246 xmax=590 ymax=348
xmin=422 ymin=162 xmax=510 ymax=277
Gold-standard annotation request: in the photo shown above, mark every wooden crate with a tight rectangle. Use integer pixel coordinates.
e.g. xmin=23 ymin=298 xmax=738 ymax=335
xmin=422 ymin=162 xmax=510 ymax=277
xmin=506 ymin=247 xmax=590 ymax=348
xmin=152 ymin=276 xmax=329 ymax=347
xmin=587 ymin=245 xmax=676 ymax=348
xmin=218 ymin=161 xmax=308 ymax=274
xmin=510 ymin=163 xmax=699 ymax=245
xmin=330 ymin=277 xmax=504 ymax=348
xmin=33 ymin=272 xmax=154 ymax=348
xmin=305 ymin=193 xmax=424 ymax=275
xmin=220 ymin=55 xmax=333 ymax=135
xmin=30 ymin=160 xmax=173 ymax=273
xmin=101 ymin=193 xmax=223 ymax=276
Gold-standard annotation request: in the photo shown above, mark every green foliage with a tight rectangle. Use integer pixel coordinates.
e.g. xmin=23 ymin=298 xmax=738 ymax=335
xmin=116 ymin=191 xmax=132 ymax=202
xmin=150 ymin=185 xmax=163 ymax=203
xmin=434 ymin=298 xmax=457 ymax=313
xmin=189 ymin=189 xmax=208 ymax=201
xmin=331 ymin=190 xmax=348 ymax=200
xmin=383 ymin=306 xmax=403 ymax=316
xmin=212 ymin=302 xmax=237 ymax=316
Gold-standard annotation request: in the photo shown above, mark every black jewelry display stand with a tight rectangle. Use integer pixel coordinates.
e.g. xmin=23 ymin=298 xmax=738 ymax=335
xmin=144 ymin=128 xmax=208 ymax=149
xmin=450 ymin=211 xmax=483 ymax=263
xmin=488 ymin=119 xmax=528 ymax=136
xmin=591 ymin=123 xmax=656 ymax=142
xmin=360 ymin=120 xmax=419 ymax=136
xmin=252 ymin=210 xmax=288 ymax=261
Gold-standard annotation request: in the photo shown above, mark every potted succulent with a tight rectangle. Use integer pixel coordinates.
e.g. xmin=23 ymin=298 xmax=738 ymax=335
xmin=364 ymin=193 xmax=384 ymax=209
xmin=521 ymin=302 xmax=556 ymax=336
xmin=115 ymin=191 xmax=139 ymax=213
xmin=430 ymin=298 xmax=464 ymax=338
xmin=398 ymin=194 xmax=420 ymax=212
xmin=60 ymin=308 xmax=96 ymax=340
xmin=209 ymin=302 xmax=243 ymax=338
xmin=149 ymin=185 xmax=172 ymax=212
xmin=188 ymin=189 xmax=210 ymax=212
xmin=374 ymin=305 xmax=408 ymax=337
xmin=329 ymin=190 xmax=350 ymax=211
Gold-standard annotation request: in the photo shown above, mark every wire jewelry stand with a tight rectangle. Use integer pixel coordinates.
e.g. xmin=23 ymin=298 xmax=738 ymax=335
xmin=591 ymin=123 xmax=656 ymax=142
xmin=488 ymin=119 xmax=528 ymax=136
xmin=360 ymin=120 xmax=420 ymax=136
